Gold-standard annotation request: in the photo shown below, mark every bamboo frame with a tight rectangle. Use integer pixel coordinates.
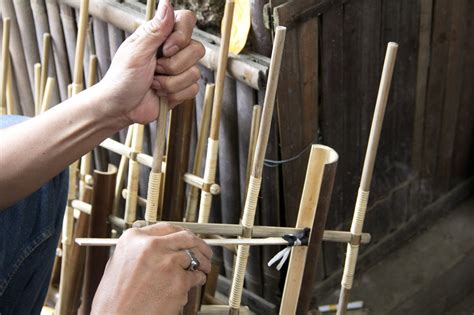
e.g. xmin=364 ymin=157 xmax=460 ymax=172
xmin=336 ymin=42 xmax=398 ymax=315
xmin=228 ymin=26 xmax=286 ymax=314
xmin=184 ymin=83 xmax=215 ymax=222
xmin=198 ymin=0 xmax=235 ymax=225
xmin=0 ymin=18 xmax=10 ymax=115
xmin=183 ymin=173 xmax=221 ymax=195
xmin=57 ymin=1 xmax=90 ymax=314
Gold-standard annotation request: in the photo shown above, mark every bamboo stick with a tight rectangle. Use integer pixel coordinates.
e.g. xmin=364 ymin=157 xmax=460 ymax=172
xmin=228 ymin=26 xmax=286 ymax=313
xmin=0 ymin=18 xmax=10 ymax=115
xmin=336 ymin=42 xmax=398 ymax=315
xmin=34 ymin=63 xmax=42 ymax=114
xmin=184 ymin=83 xmax=215 ymax=222
xmin=113 ymin=129 xmax=133 ymax=215
xmin=40 ymin=77 xmax=56 ymax=113
xmin=6 ymin=61 xmax=14 ymax=115
xmin=40 ymin=33 xmax=51 ymax=104
xmin=197 ymin=0 xmax=235 ymax=225
xmin=279 ymin=145 xmax=329 ymax=314
xmin=57 ymin=1 xmax=90 ymax=314
xmin=183 ymin=173 xmax=221 ymax=195
xmin=100 ymin=137 xmax=161 ymax=169
xmin=244 ymin=104 xmax=262 ymax=201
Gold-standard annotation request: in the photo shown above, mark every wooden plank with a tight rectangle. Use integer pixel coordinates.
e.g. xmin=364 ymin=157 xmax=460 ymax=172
xmin=435 ymin=0 xmax=469 ymax=191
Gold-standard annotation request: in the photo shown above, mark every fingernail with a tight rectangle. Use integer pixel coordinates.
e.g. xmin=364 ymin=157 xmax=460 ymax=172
xmin=157 ymin=2 xmax=168 ymax=20
xmin=164 ymin=44 xmax=179 ymax=56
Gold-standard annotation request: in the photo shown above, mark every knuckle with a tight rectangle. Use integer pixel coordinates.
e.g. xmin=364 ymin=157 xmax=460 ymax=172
xmin=191 ymin=66 xmax=201 ymax=81
xmin=192 ymin=41 xmax=206 ymax=59
xmin=181 ymin=10 xmax=197 ymax=25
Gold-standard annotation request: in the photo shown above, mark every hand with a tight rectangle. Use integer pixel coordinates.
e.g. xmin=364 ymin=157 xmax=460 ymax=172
xmin=91 ymin=223 xmax=213 ymax=315
xmin=97 ymin=0 xmax=205 ymax=125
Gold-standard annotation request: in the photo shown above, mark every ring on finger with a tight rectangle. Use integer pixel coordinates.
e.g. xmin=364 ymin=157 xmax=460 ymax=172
xmin=184 ymin=249 xmax=200 ymax=271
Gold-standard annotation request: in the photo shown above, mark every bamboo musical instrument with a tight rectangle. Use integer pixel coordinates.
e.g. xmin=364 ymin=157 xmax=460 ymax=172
xmin=0 ymin=18 xmax=10 ymax=115
xmin=57 ymin=1 xmax=90 ymax=314
xmin=40 ymin=33 xmax=51 ymax=104
xmin=198 ymin=0 xmax=235 ymax=225
xmin=279 ymin=145 xmax=330 ymax=314
xmin=228 ymin=26 xmax=286 ymax=314
xmin=184 ymin=83 xmax=215 ymax=222
xmin=336 ymin=42 xmax=398 ymax=315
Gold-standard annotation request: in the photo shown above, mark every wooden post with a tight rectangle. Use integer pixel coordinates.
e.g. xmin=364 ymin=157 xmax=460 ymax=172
xmin=336 ymin=42 xmax=398 ymax=315
xmin=228 ymin=26 xmax=286 ymax=314
xmin=80 ymin=166 xmax=117 ymax=315
xmin=184 ymin=84 xmax=215 ymax=222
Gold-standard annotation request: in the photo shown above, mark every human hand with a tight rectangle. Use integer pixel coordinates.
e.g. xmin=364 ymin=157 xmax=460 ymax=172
xmin=91 ymin=223 xmax=213 ymax=314
xmin=97 ymin=0 xmax=205 ymax=125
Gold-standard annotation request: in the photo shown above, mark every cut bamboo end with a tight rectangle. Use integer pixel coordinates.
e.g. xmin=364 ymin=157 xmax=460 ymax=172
xmin=40 ymin=33 xmax=51 ymax=103
xmin=73 ymin=0 xmax=90 ymax=85
xmin=40 ymin=77 xmax=55 ymax=113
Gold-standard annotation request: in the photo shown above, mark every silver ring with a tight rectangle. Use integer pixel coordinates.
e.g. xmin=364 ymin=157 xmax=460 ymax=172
xmin=185 ymin=249 xmax=200 ymax=271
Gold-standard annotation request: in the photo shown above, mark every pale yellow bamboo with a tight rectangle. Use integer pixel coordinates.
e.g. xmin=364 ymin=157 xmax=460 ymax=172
xmin=184 ymin=83 xmax=215 ymax=222
xmin=228 ymin=26 xmax=286 ymax=312
xmin=197 ymin=0 xmax=235 ymax=225
xmin=40 ymin=77 xmax=55 ymax=113
xmin=0 ymin=18 xmax=10 ymax=115
xmin=40 ymin=33 xmax=51 ymax=104
xmin=244 ymin=105 xmax=262 ymax=201
xmin=34 ymin=63 xmax=41 ymax=114
xmin=337 ymin=42 xmax=398 ymax=315
xmin=6 ymin=59 xmax=14 ymax=115
xmin=113 ymin=127 xmax=133 ymax=214
xmin=279 ymin=145 xmax=330 ymax=314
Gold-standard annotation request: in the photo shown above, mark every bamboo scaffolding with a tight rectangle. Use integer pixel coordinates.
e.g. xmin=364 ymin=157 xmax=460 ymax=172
xmin=228 ymin=26 xmax=286 ymax=314
xmin=336 ymin=42 xmax=398 ymax=315
xmin=0 ymin=18 xmax=10 ymax=115
xmin=184 ymin=83 xmax=215 ymax=222
xmin=57 ymin=1 xmax=90 ymax=314
xmin=198 ymin=0 xmax=235 ymax=226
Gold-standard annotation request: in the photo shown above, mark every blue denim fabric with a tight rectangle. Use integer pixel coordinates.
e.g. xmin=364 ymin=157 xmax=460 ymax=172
xmin=0 ymin=115 xmax=68 ymax=315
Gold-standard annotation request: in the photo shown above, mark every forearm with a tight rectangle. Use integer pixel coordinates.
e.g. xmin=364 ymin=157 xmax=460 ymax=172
xmin=0 ymin=83 xmax=127 ymax=209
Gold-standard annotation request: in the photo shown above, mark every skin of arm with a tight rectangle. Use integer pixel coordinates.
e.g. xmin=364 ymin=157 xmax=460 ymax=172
xmin=0 ymin=2 xmax=204 ymax=209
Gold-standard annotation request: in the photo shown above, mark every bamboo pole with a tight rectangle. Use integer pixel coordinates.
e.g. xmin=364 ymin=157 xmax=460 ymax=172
xmin=336 ymin=42 xmax=398 ymax=315
xmin=113 ymin=129 xmax=133 ymax=215
xmin=228 ymin=26 xmax=286 ymax=313
xmin=40 ymin=77 xmax=56 ymax=113
xmin=40 ymin=33 xmax=51 ymax=104
xmin=0 ymin=18 xmax=10 ymax=116
xmin=6 ymin=61 xmax=14 ymax=115
xmin=197 ymin=0 xmax=235 ymax=225
xmin=57 ymin=1 xmax=90 ymax=314
xmin=279 ymin=145 xmax=329 ymax=314
xmin=100 ymin=137 xmax=163 ymax=169
xmin=184 ymin=83 xmax=215 ymax=222
xmin=244 ymin=104 xmax=262 ymax=201
xmin=34 ymin=63 xmax=42 ymax=114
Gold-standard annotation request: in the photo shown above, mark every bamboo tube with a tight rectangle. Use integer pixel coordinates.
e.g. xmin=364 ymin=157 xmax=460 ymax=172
xmin=40 ymin=33 xmax=51 ymax=104
xmin=279 ymin=146 xmax=329 ymax=314
xmin=228 ymin=26 xmax=286 ymax=313
xmin=57 ymin=1 xmax=90 ymax=314
xmin=0 ymin=18 xmax=10 ymax=116
xmin=40 ymin=77 xmax=56 ymax=113
xmin=6 ymin=61 xmax=14 ymax=115
xmin=183 ymin=173 xmax=221 ymax=195
xmin=79 ymin=55 xmax=97 ymax=200
xmin=34 ymin=63 xmax=42 ymax=114
xmin=197 ymin=0 xmax=235 ymax=225
xmin=336 ymin=42 xmax=398 ymax=315
xmin=99 ymin=137 xmax=162 ymax=169
xmin=113 ymin=128 xmax=133 ymax=215
xmin=59 ymin=4 xmax=77 ymax=76
xmin=184 ymin=83 xmax=215 ymax=222
xmin=244 ymin=105 xmax=262 ymax=201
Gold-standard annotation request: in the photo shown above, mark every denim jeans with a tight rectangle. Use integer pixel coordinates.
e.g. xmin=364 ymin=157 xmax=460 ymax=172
xmin=0 ymin=115 xmax=68 ymax=314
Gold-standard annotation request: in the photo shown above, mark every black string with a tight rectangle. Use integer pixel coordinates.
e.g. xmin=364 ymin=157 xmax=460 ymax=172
xmin=263 ymin=136 xmax=318 ymax=168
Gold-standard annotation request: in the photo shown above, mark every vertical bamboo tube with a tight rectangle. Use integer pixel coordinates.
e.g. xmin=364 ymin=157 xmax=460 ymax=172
xmin=34 ymin=63 xmax=42 ymax=114
xmin=0 ymin=18 xmax=10 ymax=116
xmin=40 ymin=34 xmax=51 ymax=103
xmin=6 ymin=61 xmax=14 ymax=115
xmin=184 ymin=83 xmax=215 ymax=222
xmin=197 ymin=0 xmax=235 ymax=225
xmin=244 ymin=105 xmax=262 ymax=201
xmin=59 ymin=4 xmax=77 ymax=76
xmin=336 ymin=42 xmax=398 ymax=315
xmin=57 ymin=1 xmax=90 ymax=314
xmin=228 ymin=26 xmax=286 ymax=313
xmin=40 ymin=77 xmax=56 ymax=113
xmin=113 ymin=128 xmax=133 ymax=216
xmin=123 ymin=0 xmax=156 ymax=227
xmin=279 ymin=145 xmax=331 ymax=314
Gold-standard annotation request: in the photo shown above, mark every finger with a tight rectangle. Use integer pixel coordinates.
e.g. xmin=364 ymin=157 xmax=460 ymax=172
xmin=162 ymin=10 xmax=197 ymax=57
xmin=163 ymin=230 xmax=213 ymax=260
xmin=155 ymin=40 xmax=205 ymax=75
xmin=175 ymin=250 xmax=211 ymax=274
xmin=151 ymin=66 xmax=200 ymax=94
xmin=140 ymin=222 xmax=184 ymax=236
xmin=166 ymin=83 xmax=199 ymax=108
xmin=187 ymin=270 xmax=207 ymax=288
xmin=125 ymin=0 xmax=174 ymax=56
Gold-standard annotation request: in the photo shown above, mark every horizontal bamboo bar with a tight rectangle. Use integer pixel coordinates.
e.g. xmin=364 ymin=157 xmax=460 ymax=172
xmin=183 ymin=173 xmax=221 ymax=195
xmin=107 ymin=215 xmax=371 ymax=243
xmin=57 ymin=0 xmax=269 ymax=90
xmin=99 ymin=138 xmax=164 ymax=170
xmin=71 ymin=199 xmax=92 ymax=215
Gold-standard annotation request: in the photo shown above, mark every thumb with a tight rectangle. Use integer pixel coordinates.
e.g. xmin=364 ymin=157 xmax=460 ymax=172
xmin=127 ymin=0 xmax=175 ymax=55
